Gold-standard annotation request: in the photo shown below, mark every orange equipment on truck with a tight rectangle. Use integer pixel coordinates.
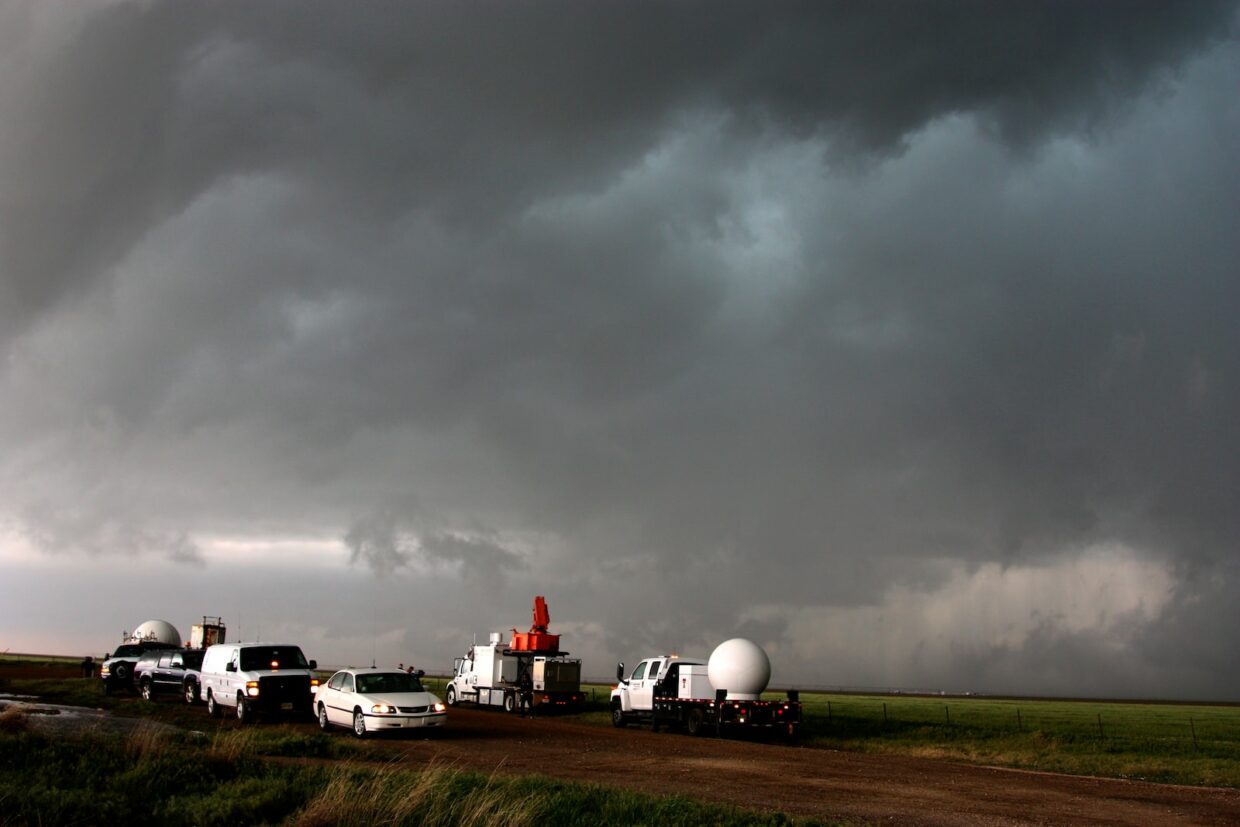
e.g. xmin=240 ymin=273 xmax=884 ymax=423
xmin=509 ymin=595 xmax=560 ymax=653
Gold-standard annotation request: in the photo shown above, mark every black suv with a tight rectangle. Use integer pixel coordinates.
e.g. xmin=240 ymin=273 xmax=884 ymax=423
xmin=100 ymin=641 xmax=179 ymax=695
xmin=135 ymin=648 xmax=206 ymax=703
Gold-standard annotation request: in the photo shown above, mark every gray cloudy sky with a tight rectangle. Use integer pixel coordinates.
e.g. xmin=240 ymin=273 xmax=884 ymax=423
xmin=2 ymin=1 xmax=1238 ymax=699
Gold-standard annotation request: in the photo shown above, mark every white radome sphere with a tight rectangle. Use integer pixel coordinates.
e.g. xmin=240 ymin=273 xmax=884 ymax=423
xmin=130 ymin=620 xmax=182 ymax=646
xmin=707 ymin=638 xmax=771 ymax=700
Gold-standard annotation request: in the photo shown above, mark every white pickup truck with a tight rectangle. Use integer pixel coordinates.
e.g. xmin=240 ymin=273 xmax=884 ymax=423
xmin=610 ymin=641 xmax=801 ymax=739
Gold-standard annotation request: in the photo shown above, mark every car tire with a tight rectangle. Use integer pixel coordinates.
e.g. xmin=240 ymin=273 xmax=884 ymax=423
xmin=236 ymin=695 xmax=250 ymax=724
xmin=207 ymin=692 xmax=220 ymax=718
xmin=318 ymin=704 xmax=330 ymax=732
xmin=352 ymin=709 xmax=367 ymax=738
xmin=611 ymin=704 xmax=627 ymax=728
xmin=184 ymin=681 xmax=198 ymax=705
xmin=445 ymin=685 xmax=457 ymax=707
xmin=140 ymin=680 xmax=153 ymax=702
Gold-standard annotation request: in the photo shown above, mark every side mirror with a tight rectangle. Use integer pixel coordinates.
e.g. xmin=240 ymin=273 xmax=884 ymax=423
xmin=225 ymin=662 xmax=236 ymax=672
xmin=309 ymin=659 xmax=317 ymax=670
xmin=616 ymin=662 xmax=626 ymax=684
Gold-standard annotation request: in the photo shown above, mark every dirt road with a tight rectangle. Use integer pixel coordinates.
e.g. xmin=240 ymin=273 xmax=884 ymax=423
xmin=6 ymin=666 xmax=1239 ymax=826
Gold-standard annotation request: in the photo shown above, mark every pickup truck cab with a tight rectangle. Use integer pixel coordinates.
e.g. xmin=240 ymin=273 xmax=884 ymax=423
xmin=197 ymin=643 xmax=318 ymax=723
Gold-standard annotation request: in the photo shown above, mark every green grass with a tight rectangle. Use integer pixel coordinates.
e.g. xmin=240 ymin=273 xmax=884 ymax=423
xmin=0 ymin=723 xmax=839 ymax=826
xmin=792 ymin=692 xmax=1240 ymax=786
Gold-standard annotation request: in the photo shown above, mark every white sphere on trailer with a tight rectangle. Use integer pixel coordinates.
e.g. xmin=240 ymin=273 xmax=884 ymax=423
xmin=707 ymin=638 xmax=771 ymax=700
xmin=129 ymin=620 xmax=182 ymax=646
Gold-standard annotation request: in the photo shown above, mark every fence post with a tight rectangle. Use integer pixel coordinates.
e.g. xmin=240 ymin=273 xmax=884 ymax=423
xmin=1190 ymin=717 xmax=1198 ymax=751
xmin=1016 ymin=708 xmax=1022 ymax=732
xmin=945 ymin=705 xmax=950 ymax=724
xmin=827 ymin=700 xmax=832 ymax=723
xmin=883 ymin=702 xmax=888 ymax=724
xmin=1097 ymin=713 xmax=1104 ymax=739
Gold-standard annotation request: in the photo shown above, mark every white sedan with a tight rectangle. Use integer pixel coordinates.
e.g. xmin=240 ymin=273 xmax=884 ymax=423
xmin=314 ymin=668 xmax=446 ymax=737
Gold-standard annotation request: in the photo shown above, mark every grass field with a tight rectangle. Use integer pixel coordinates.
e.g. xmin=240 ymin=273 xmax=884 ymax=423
xmin=0 ymin=718 xmax=834 ymax=826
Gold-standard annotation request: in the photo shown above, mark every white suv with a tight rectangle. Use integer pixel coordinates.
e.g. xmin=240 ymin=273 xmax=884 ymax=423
xmin=197 ymin=643 xmax=319 ymax=723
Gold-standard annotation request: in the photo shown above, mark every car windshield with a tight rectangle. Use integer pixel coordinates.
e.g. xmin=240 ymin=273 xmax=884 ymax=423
xmin=238 ymin=646 xmax=309 ymax=671
xmin=355 ymin=672 xmax=425 ymax=694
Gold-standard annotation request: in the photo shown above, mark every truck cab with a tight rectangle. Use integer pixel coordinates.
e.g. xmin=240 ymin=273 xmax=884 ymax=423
xmin=610 ymin=656 xmax=705 ymax=724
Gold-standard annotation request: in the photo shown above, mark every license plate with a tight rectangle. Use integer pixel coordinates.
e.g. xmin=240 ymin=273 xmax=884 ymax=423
xmin=280 ymin=702 xmax=293 ymax=710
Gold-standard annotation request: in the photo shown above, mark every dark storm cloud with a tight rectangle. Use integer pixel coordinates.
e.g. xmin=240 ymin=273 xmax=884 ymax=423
xmin=2 ymin=2 xmax=1233 ymax=335
xmin=2 ymin=1 xmax=1238 ymax=696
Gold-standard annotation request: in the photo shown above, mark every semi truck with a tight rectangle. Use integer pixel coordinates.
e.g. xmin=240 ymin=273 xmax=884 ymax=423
xmin=445 ymin=596 xmax=583 ymax=713
xmin=610 ymin=638 xmax=801 ymax=739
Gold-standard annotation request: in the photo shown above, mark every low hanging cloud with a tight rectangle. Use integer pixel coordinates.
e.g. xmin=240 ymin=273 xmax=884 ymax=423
xmin=744 ymin=544 xmax=1177 ymax=695
xmin=344 ymin=513 xmax=525 ymax=586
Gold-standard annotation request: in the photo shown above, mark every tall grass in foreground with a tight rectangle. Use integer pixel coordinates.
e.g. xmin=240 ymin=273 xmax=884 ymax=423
xmin=0 ymin=726 xmax=836 ymax=826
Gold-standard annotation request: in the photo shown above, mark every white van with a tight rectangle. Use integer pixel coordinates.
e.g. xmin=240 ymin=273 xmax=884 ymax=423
xmin=197 ymin=642 xmax=318 ymax=723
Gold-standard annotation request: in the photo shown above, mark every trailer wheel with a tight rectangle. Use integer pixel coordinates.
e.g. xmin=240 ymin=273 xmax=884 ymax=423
xmin=687 ymin=708 xmax=705 ymax=737
xmin=503 ymin=693 xmax=517 ymax=714
xmin=610 ymin=704 xmax=627 ymax=728
xmin=445 ymin=685 xmax=457 ymax=707
xmin=785 ymin=722 xmax=800 ymax=744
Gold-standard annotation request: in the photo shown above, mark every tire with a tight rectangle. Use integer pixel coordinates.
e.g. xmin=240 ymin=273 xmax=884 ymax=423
xmin=503 ymin=693 xmax=517 ymax=714
xmin=207 ymin=692 xmax=220 ymax=718
xmin=113 ymin=663 xmax=129 ymax=684
xmin=140 ymin=680 xmax=153 ymax=702
xmin=318 ymin=704 xmax=330 ymax=732
xmin=352 ymin=709 xmax=367 ymax=738
xmin=184 ymin=681 xmax=198 ymax=705
xmin=687 ymin=708 xmax=705 ymax=737
xmin=611 ymin=704 xmax=627 ymax=728
xmin=236 ymin=695 xmax=250 ymax=724
xmin=445 ymin=685 xmax=457 ymax=707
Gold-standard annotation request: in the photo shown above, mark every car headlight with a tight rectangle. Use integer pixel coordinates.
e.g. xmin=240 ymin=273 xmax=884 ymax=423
xmin=433 ymin=702 xmax=446 ymax=713
xmin=246 ymin=681 xmax=260 ymax=697
xmin=371 ymin=703 xmax=397 ymax=714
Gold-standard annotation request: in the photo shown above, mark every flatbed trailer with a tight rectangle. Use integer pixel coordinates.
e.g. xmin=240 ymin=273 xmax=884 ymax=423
xmin=652 ymin=691 xmax=801 ymax=738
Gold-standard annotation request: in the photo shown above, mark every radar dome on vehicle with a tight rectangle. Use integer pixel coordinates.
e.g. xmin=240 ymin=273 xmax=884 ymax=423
xmin=129 ymin=620 xmax=182 ymax=646
xmin=707 ymin=638 xmax=771 ymax=701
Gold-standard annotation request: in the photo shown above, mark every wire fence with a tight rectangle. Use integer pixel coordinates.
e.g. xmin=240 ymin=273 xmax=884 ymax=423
xmin=795 ymin=694 xmax=1240 ymax=754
